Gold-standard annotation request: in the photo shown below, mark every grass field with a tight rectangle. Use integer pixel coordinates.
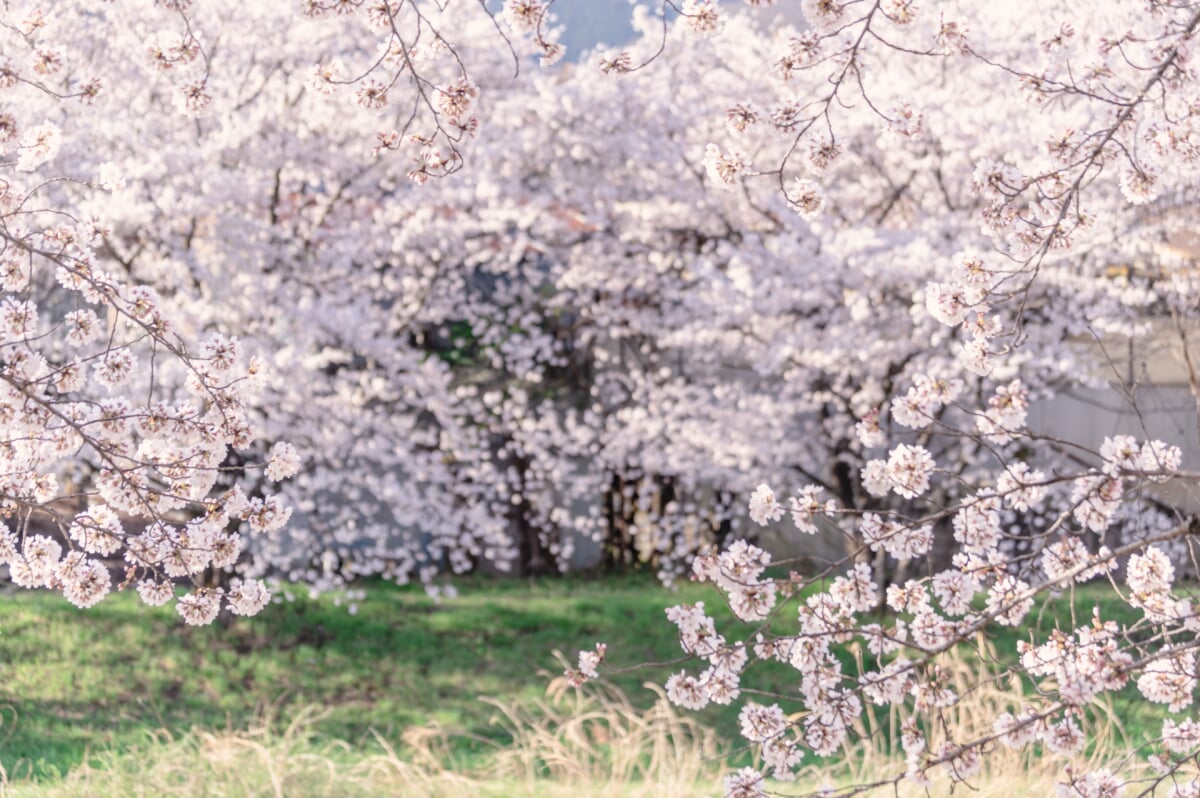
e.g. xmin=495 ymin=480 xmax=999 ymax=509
xmin=0 ymin=572 xmax=1171 ymax=793
xmin=0 ymin=573 xmax=732 ymax=782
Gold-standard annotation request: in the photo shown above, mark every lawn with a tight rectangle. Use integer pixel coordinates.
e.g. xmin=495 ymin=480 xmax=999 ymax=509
xmin=0 ymin=572 xmax=1171 ymax=788
xmin=0 ymin=573 xmax=726 ymax=781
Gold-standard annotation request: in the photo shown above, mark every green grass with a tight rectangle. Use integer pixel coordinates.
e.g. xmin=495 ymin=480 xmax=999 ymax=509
xmin=0 ymin=572 xmax=1175 ymax=784
xmin=0 ymin=573 xmax=727 ymax=781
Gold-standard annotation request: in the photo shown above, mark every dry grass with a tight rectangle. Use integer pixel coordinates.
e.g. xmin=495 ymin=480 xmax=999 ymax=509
xmin=797 ymin=642 xmax=1143 ymax=797
xmin=0 ymin=680 xmax=726 ymax=798
xmin=484 ymin=677 xmax=725 ymax=793
xmin=0 ymin=644 xmax=1150 ymax=798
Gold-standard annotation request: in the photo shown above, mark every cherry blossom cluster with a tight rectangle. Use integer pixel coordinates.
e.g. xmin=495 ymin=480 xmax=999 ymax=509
xmin=0 ymin=8 xmax=297 ymax=622
xmin=299 ymin=0 xmax=564 ymax=183
xmin=576 ymin=451 xmax=1193 ymax=792
xmin=531 ymin=11 xmax=1200 ymax=790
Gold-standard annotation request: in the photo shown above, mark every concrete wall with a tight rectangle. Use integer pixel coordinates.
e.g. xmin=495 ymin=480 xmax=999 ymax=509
xmin=1029 ymin=324 xmax=1200 ymax=511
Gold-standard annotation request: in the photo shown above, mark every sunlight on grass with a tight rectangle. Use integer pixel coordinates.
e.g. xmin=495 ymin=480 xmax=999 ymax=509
xmin=0 ymin=644 xmax=1147 ymax=798
xmin=0 ymin=577 xmax=1168 ymax=793
xmin=0 ymin=680 xmax=726 ymax=798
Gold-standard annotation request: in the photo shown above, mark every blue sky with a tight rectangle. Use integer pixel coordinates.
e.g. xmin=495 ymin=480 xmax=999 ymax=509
xmin=550 ymin=0 xmax=640 ymax=56
xmin=534 ymin=1 xmax=804 ymax=61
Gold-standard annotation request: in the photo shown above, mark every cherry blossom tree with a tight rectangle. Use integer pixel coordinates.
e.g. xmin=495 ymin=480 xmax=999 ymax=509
xmin=0 ymin=0 xmax=302 ymax=624
xmin=567 ymin=1 xmax=1200 ymax=796
xmin=3 ymin=0 xmax=605 ymax=592
xmin=6 ymin=0 xmax=1200 ymax=793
